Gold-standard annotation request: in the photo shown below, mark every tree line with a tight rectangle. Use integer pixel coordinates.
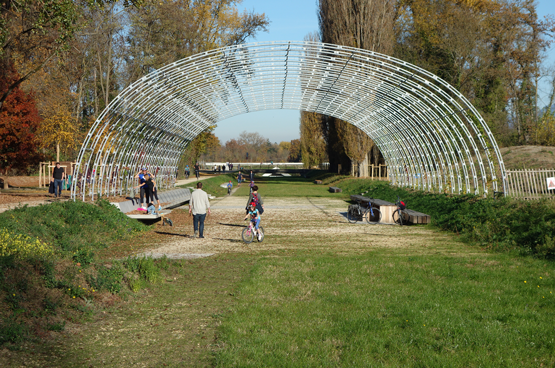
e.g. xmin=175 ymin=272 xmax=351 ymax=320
xmin=0 ymin=0 xmax=269 ymax=174
xmin=181 ymin=130 xmax=302 ymax=167
xmin=301 ymin=0 xmax=555 ymax=176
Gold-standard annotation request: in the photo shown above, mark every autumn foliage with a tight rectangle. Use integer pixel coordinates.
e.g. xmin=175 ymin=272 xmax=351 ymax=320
xmin=0 ymin=64 xmax=43 ymax=174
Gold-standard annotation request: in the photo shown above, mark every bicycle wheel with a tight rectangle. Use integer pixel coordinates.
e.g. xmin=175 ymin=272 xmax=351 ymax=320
xmin=347 ymin=205 xmax=359 ymax=223
xmin=257 ymin=226 xmax=265 ymax=242
xmin=242 ymin=226 xmax=254 ymax=243
xmin=392 ymin=209 xmax=404 ymax=225
xmin=366 ymin=207 xmax=382 ymax=223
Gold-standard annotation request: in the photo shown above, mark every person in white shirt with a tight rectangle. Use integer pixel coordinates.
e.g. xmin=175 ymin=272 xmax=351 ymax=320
xmin=189 ymin=182 xmax=211 ymax=238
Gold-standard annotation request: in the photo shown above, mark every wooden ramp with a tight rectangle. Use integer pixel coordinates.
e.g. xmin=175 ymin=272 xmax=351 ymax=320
xmin=350 ymin=195 xmax=431 ymax=225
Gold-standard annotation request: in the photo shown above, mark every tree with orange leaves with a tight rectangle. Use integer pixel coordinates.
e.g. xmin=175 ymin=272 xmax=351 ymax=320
xmin=0 ymin=64 xmax=43 ymax=174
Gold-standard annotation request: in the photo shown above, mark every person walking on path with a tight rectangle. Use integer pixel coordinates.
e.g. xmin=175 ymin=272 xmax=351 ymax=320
xmin=237 ymin=172 xmax=242 ymax=186
xmin=227 ymin=180 xmax=233 ymax=195
xmin=189 ymin=182 xmax=211 ymax=238
xmin=51 ymin=162 xmax=66 ymax=198
xmin=185 ymin=165 xmax=190 ymax=179
xmin=194 ymin=162 xmax=200 ymax=180
xmin=249 ymin=180 xmax=254 ymax=194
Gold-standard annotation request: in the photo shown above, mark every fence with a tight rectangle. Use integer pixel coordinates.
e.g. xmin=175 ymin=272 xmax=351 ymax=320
xmin=505 ymin=169 xmax=555 ymax=199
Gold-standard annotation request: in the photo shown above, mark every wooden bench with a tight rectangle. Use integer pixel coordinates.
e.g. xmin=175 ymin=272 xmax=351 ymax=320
xmin=350 ymin=194 xmax=431 ymax=224
xmin=314 ymin=180 xmax=322 ymax=184
xmin=329 ymin=186 xmax=342 ymax=193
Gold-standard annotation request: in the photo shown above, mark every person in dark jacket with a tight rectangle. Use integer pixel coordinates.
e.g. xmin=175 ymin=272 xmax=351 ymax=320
xmin=51 ymin=162 xmax=66 ymax=198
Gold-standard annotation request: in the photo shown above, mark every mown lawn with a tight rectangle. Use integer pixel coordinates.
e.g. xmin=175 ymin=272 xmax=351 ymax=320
xmin=214 ymin=247 xmax=555 ymax=367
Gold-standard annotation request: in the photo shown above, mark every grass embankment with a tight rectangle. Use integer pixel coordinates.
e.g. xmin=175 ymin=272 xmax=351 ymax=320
xmin=0 ymin=200 xmax=174 ymax=348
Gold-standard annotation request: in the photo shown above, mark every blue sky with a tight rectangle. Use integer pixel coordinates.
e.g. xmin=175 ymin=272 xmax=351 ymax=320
xmin=213 ymin=0 xmax=555 ymax=144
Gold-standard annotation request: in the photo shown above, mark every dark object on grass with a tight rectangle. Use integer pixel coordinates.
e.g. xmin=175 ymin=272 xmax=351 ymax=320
xmin=314 ymin=180 xmax=322 ymax=184
xmin=329 ymin=186 xmax=342 ymax=193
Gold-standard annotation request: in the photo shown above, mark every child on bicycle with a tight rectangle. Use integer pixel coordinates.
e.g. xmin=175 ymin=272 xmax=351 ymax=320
xmin=244 ymin=201 xmax=262 ymax=241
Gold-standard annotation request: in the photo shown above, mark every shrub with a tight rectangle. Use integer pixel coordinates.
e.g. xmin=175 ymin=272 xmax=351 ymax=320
xmin=0 ymin=228 xmax=54 ymax=260
xmin=89 ymin=263 xmax=125 ymax=294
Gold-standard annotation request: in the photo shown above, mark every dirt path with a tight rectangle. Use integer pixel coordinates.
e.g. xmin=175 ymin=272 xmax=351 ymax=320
xmin=137 ymin=195 xmax=438 ymax=258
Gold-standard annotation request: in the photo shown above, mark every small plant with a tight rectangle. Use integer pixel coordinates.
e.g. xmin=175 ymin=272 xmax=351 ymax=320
xmin=124 ymin=256 xmax=160 ymax=283
xmin=0 ymin=317 xmax=27 ymax=345
xmin=89 ymin=263 xmax=125 ymax=294
xmin=0 ymin=228 xmax=54 ymax=260
xmin=46 ymin=321 xmax=65 ymax=331
xmin=73 ymin=248 xmax=95 ymax=266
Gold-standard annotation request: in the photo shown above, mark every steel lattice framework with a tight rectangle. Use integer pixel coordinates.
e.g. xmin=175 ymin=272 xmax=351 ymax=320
xmin=71 ymin=41 xmax=507 ymax=200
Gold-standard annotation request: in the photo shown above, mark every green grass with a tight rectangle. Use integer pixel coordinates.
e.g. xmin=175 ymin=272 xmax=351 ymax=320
xmin=215 ymin=249 xmax=555 ymax=367
xmin=178 ymin=173 xmax=237 ymax=197
xmin=233 ymin=174 xmax=368 ymax=199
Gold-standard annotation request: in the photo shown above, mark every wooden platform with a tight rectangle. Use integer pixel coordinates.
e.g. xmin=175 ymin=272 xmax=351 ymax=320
xmin=314 ymin=180 xmax=322 ymax=184
xmin=350 ymin=195 xmax=431 ymax=224
xmin=329 ymin=186 xmax=342 ymax=193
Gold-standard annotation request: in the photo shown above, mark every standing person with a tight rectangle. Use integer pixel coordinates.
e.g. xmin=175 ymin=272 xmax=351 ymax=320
xmin=249 ymin=180 xmax=255 ymax=194
xmin=51 ymin=162 xmax=66 ymax=198
xmin=189 ymin=182 xmax=211 ymax=238
xmin=194 ymin=162 xmax=200 ymax=180
xmin=134 ymin=167 xmax=149 ymax=209
xmin=237 ymin=172 xmax=242 ymax=186
xmin=227 ymin=180 xmax=233 ymax=195
xmin=185 ymin=165 xmax=190 ymax=179
xmin=249 ymin=170 xmax=254 ymax=182
xmin=146 ymin=174 xmax=162 ymax=210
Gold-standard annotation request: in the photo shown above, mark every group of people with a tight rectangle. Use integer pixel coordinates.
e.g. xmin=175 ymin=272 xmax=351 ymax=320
xmin=134 ymin=167 xmax=162 ymax=213
xmin=187 ymin=171 xmax=264 ymax=240
xmin=184 ymin=163 xmax=200 ymax=180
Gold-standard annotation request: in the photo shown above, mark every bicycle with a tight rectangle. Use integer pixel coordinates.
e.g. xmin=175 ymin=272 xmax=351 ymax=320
xmin=392 ymin=196 xmax=406 ymax=225
xmin=242 ymin=219 xmax=265 ymax=243
xmin=347 ymin=199 xmax=382 ymax=224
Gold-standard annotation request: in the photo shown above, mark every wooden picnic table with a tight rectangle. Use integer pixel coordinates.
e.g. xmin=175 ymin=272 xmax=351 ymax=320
xmin=350 ymin=195 xmax=431 ymax=224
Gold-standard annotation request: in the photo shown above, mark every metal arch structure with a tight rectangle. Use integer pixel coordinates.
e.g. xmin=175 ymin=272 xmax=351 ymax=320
xmin=71 ymin=41 xmax=507 ymax=200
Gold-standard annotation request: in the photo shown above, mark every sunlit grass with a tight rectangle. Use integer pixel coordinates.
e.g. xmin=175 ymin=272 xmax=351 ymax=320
xmin=215 ymin=247 xmax=555 ymax=367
